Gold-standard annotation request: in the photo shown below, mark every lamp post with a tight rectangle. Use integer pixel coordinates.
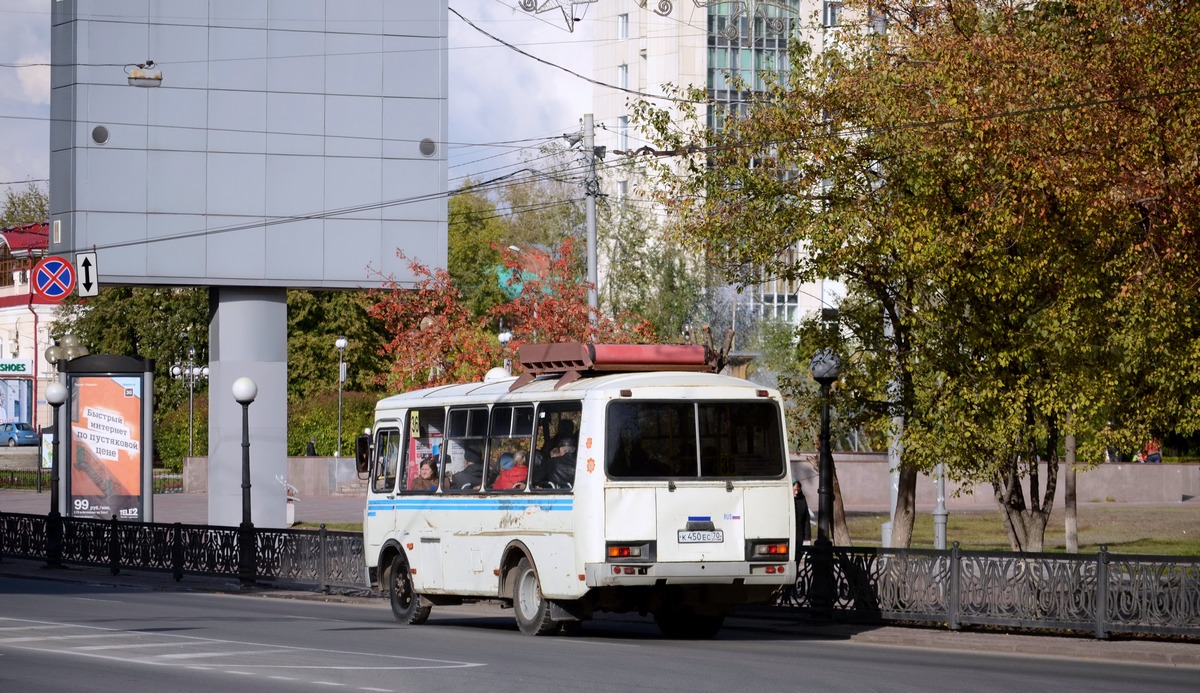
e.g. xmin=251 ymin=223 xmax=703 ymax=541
xmin=44 ymin=381 xmax=67 ymax=568
xmin=497 ymin=320 xmax=512 ymax=374
xmin=808 ymin=348 xmax=840 ymax=615
xmin=335 ymin=336 xmax=347 ymax=457
xmin=232 ymin=376 xmax=257 ymax=587
xmin=170 ymin=348 xmax=208 ymax=457
xmin=42 ymin=333 xmax=88 ymax=555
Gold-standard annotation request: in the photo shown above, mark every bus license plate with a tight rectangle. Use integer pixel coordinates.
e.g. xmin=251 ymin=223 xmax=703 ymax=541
xmin=678 ymin=529 xmax=724 ymax=544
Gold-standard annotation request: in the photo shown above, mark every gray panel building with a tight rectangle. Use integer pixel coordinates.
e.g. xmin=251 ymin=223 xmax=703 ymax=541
xmin=50 ymin=0 xmax=448 ymax=289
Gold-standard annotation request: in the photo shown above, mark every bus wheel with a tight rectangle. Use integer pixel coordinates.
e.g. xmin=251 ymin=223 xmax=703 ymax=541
xmin=653 ymin=606 xmax=724 ymax=640
xmin=389 ymin=554 xmax=431 ymax=625
xmin=512 ymin=557 xmax=557 ymax=636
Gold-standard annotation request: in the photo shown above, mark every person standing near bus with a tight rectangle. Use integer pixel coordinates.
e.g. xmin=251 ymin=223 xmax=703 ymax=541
xmin=793 ymin=481 xmax=811 ymax=546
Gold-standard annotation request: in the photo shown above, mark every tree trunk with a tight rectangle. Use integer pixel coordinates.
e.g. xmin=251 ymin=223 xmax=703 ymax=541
xmin=832 ymin=467 xmax=852 ymax=546
xmin=1065 ymin=432 xmax=1078 ymax=553
xmin=887 ymin=466 xmax=919 ymax=548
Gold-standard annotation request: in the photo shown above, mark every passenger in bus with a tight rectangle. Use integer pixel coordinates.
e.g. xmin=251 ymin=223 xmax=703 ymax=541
xmin=545 ymin=436 xmax=577 ymax=488
xmin=453 ymin=446 xmax=484 ymax=489
xmin=410 ymin=457 xmax=438 ymax=491
xmin=494 ymin=451 xmax=529 ymax=490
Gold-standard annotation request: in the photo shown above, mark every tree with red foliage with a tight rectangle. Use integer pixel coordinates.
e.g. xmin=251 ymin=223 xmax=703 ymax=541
xmin=368 ymin=238 xmax=657 ymax=391
xmin=492 ymin=238 xmax=655 ymax=353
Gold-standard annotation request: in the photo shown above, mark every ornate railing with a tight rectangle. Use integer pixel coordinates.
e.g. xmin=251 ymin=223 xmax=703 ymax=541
xmin=788 ymin=543 xmax=1200 ymax=638
xmin=0 ymin=511 xmax=364 ymax=592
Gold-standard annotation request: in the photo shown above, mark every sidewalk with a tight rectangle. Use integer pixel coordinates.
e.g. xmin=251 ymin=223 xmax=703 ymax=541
xmin=0 ymin=489 xmax=365 ymax=526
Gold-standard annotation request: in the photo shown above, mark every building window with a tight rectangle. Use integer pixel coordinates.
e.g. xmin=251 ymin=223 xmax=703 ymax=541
xmin=823 ymin=2 xmax=842 ymax=28
xmin=618 ymin=13 xmax=629 ymax=39
xmin=618 ymin=64 xmax=628 ymax=90
xmin=618 ymin=116 xmax=629 ymax=152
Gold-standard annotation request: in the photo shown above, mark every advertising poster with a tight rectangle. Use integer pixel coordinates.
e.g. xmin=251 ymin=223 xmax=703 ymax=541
xmin=67 ymin=375 xmax=144 ymax=520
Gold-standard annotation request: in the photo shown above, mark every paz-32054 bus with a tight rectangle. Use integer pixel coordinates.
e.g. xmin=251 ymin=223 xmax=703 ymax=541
xmin=356 ymin=343 xmax=795 ymax=638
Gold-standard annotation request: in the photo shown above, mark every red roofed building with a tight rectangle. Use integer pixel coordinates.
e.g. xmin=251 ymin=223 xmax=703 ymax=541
xmin=0 ymin=221 xmax=60 ymax=430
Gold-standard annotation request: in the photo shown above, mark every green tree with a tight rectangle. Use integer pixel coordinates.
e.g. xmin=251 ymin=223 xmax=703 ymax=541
xmin=598 ymin=190 xmax=703 ymax=336
xmin=635 ymin=1 xmax=1200 ymax=550
xmin=59 ymin=286 xmax=387 ymax=468
xmin=287 ymin=289 xmax=388 ymax=400
xmin=1 ymin=182 xmax=47 ymax=227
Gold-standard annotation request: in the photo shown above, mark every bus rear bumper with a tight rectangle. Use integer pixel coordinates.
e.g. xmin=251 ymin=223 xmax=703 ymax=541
xmin=584 ymin=561 xmax=793 ymax=588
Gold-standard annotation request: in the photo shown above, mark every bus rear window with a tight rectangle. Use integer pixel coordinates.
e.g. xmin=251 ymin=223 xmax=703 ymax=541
xmin=605 ymin=401 xmax=785 ymax=479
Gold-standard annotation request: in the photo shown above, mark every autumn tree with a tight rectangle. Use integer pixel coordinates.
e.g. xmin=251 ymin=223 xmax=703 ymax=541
xmin=368 ymin=238 xmax=657 ymax=390
xmin=634 ymin=1 xmax=1200 ymax=550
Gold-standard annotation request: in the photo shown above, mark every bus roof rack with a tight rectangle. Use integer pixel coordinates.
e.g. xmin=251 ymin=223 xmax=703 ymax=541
xmin=511 ymin=343 xmax=718 ymax=391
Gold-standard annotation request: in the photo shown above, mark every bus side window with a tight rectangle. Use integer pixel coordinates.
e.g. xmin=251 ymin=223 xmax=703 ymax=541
xmin=403 ymin=408 xmax=444 ymax=493
xmin=444 ymin=407 xmax=487 ymax=492
xmin=532 ymin=402 xmax=581 ymax=491
xmin=372 ymin=429 xmax=401 ymax=493
xmin=489 ymin=405 xmax=534 ymax=491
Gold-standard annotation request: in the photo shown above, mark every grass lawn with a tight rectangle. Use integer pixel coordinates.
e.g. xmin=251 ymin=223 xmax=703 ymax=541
xmin=845 ymin=505 xmax=1200 ymax=555
xmin=303 ymin=506 xmax=1200 ymax=555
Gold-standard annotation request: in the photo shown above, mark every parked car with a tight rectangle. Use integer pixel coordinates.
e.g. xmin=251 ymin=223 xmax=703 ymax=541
xmin=0 ymin=422 xmax=39 ymax=447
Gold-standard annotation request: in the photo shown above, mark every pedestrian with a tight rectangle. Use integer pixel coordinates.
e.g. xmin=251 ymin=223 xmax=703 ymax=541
xmin=305 ymin=439 xmax=317 ymax=456
xmin=1145 ymin=437 xmax=1162 ymax=464
xmin=793 ymin=481 xmax=811 ymax=546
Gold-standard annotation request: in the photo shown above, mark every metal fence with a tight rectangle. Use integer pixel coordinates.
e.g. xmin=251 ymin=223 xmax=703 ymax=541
xmin=787 ymin=543 xmax=1200 ymax=639
xmin=0 ymin=512 xmax=365 ymax=592
xmin=0 ymin=470 xmax=185 ymax=494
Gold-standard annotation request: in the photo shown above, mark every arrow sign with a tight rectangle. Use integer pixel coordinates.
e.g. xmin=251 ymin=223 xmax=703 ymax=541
xmin=32 ymin=256 xmax=76 ymax=301
xmin=76 ymin=252 xmax=99 ymax=297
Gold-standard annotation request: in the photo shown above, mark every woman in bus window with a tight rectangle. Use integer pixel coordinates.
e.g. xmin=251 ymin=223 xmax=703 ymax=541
xmin=410 ymin=457 xmax=438 ymax=491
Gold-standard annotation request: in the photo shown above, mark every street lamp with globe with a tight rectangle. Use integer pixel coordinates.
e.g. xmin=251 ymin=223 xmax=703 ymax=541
xmin=808 ymin=347 xmax=840 ymax=614
xmin=170 ymin=347 xmax=208 ymax=457
xmin=44 ymin=381 xmax=68 ymax=568
xmin=232 ymin=376 xmax=257 ymax=586
xmin=335 ymin=337 xmax=348 ymax=457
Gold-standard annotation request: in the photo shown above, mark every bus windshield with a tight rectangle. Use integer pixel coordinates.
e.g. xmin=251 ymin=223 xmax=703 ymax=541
xmin=604 ymin=400 xmax=785 ymax=479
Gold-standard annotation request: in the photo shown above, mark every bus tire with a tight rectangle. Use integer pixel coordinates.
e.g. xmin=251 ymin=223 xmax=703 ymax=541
xmin=653 ymin=606 xmax=724 ymax=640
xmin=389 ymin=554 xmax=431 ymax=625
xmin=512 ymin=557 xmax=556 ymax=636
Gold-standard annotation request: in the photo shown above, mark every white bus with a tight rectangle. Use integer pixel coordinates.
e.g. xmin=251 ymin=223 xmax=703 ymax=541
xmin=356 ymin=343 xmax=795 ymax=638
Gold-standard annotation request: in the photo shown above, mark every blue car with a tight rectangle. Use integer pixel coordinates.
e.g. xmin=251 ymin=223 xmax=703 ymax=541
xmin=0 ymin=422 xmax=38 ymax=447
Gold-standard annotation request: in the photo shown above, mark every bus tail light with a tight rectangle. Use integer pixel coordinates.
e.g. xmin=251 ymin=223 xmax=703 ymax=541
xmin=748 ymin=540 xmax=789 ymax=560
xmin=606 ymin=541 xmax=655 ymax=562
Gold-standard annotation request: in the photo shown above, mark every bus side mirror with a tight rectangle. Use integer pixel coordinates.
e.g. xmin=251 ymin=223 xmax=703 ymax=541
xmin=355 ymin=433 xmax=372 ymax=476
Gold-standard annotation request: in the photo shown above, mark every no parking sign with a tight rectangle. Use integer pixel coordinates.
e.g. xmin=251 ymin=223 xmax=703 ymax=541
xmin=32 ymin=256 xmax=76 ymax=301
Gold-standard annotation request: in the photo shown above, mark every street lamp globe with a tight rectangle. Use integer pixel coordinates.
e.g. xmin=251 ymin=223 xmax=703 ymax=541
xmin=232 ymin=377 xmax=258 ymax=404
xmin=46 ymin=381 xmax=67 ymax=406
xmin=44 ymin=343 xmax=63 ymax=367
xmin=809 ymin=348 xmax=840 ymax=385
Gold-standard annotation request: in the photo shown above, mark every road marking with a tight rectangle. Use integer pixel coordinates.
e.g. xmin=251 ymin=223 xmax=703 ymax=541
xmin=158 ymin=649 xmax=289 ymax=660
xmin=75 ymin=642 xmax=206 ymax=652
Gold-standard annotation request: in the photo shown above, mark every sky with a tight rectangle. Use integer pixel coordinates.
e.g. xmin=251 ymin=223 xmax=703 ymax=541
xmin=0 ymin=0 xmax=596 ymax=200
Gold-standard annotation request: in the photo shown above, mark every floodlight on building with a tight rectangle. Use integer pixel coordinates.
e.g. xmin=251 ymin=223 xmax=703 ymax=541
xmin=126 ymin=61 xmax=162 ymax=87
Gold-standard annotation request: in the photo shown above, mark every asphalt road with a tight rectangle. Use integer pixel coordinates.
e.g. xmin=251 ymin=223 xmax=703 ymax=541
xmin=1 ymin=575 xmax=1195 ymax=693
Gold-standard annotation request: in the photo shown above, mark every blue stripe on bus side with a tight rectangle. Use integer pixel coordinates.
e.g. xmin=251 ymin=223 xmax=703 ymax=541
xmin=367 ymin=498 xmax=574 ymax=512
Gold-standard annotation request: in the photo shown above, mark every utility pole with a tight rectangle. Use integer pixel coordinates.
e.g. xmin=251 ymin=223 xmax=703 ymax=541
xmin=583 ymin=113 xmax=599 ymax=321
